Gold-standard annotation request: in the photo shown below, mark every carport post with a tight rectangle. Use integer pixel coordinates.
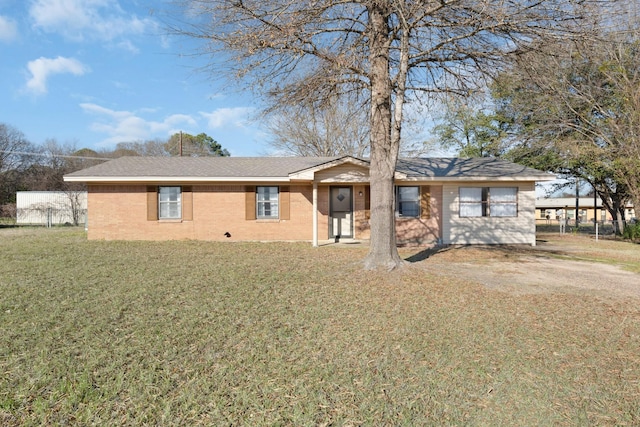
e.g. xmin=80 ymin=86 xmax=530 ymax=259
xmin=575 ymin=179 xmax=579 ymax=228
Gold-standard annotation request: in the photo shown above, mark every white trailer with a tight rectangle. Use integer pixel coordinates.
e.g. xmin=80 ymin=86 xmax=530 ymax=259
xmin=16 ymin=191 xmax=87 ymax=226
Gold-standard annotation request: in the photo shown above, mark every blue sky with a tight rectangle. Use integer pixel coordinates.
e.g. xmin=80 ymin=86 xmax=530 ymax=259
xmin=0 ymin=0 xmax=269 ymax=156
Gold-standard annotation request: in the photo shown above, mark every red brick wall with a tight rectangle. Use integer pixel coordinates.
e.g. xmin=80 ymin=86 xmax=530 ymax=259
xmin=396 ymin=185 xmax=442 ymax=246
xmin=352 ymin=184 xmax=443 ymax=245
xmin=87 ymin=183 xmax=442 ymax=245
xmin=88 ymin=184 xmax=331 ymax=241
xmin=354 ymin=184 xmax=371 ymax=240
xmin=395 ymin=185 xmax=443 ymax=246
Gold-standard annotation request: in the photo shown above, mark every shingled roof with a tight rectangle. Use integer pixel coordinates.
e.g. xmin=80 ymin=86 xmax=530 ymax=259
xmin=395 ymin=157 xmax=552 ymax=180
xmin=64 ymin=155 xmax=553 ymax=182
xmin=64 ymin=156 xmax=340 ymax=181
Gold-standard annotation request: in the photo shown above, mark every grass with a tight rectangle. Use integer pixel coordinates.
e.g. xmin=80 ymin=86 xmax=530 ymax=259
xmin=535 ymin=233 xmax=640 ymax=274
xmin=1 ymin=228 xmax=639 ymax=426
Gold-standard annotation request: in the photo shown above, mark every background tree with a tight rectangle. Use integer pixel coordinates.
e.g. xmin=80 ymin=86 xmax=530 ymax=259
xmin=489 ymin=31 xmax=640 ymax=231
xmin=267 ymin=96 xmax=370 ymax=157
xmin=67 ymin=148 xmax=107 ymax=170
xmin=0 ymin=131 xmax=104 ymax=223
xmin=0 ymin=124 xmax=35 ymax=174
xmin=115 ymin=139 xmax=171 ymax=157
xmin=267 ymin=95 xmax=431 ymax=157
xmin=113 ymin=134 xmax=230 ymax=157
xmin=165 ymin=132 xmax=230 ymax=157
xmin=170 ymin=0 xmax=608 ymax=269
xmin=433 ymin=97 xmax=508 ymax=158
xmin=0 ymin=123 xmax=38 ymax=207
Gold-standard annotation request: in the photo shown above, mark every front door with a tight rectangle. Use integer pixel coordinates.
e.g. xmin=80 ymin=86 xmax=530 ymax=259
xmin=329 ymin=186 xmax=353 ymax=239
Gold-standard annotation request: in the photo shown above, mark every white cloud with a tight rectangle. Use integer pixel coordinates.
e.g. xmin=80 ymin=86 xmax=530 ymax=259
xmin=116 ymin=39 xmax=139 ymax=54
xmin=200 ymin=107 xmax=255 ymax=129
xmin=0 ymin=15 xmax=17 ymax=42
xmin=29 ymin=0 xmax=155 ymax=45
xmin=80 ymin=103 xmax=198 ymax=147
xmin=25 ymin=56 xmax=88 ymax=95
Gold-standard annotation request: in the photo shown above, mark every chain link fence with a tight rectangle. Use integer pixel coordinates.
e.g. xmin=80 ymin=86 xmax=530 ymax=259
xmin=536 ymin=219 xmax=636 ymax=237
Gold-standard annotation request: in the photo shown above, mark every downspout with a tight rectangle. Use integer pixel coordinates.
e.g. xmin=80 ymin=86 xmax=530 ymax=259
xmin=313 ymin=181 xmax=318 ymax=247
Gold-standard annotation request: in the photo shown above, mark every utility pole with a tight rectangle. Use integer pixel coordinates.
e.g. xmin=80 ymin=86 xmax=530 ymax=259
xmin=179 ymin=131 xmax=183 ymax=157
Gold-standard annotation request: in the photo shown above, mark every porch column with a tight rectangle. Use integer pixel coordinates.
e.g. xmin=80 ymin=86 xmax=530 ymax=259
xmin=312 ymin=181 xmax=318 ymax=247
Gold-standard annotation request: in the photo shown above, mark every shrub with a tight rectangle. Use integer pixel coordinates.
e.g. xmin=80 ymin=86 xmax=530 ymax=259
xmin=622 ymin=220 xmax=640 ymax=240
xmin=0 ymin=203 xmax=16 ymax=222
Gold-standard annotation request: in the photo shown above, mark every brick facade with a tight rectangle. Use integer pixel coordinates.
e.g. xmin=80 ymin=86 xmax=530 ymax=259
xmin=86 ymin=183 xmax=444 ymax=245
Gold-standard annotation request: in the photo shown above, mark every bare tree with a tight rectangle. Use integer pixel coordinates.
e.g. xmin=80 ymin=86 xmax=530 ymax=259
xmin=0 ymin=123 xmax=38 ymax=207
xmin=267 ymin=96 xmax=370 ymax=157
xmin=62 ymin=189 xmax=86 ymax=226
xmin=170 ymin=0 xmax=610 ymax=269
xmin=115 ymin=139 xmax=171 ymax=157
xmin=0 ymin=123 xmax=34 ymax=173
xmin=266 ymin=95 xmax=429 ymax=157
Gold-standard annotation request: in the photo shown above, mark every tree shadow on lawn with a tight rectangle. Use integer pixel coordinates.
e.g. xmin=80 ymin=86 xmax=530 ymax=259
xmin=404 ymin=240 xmax=571 ymax=264
xmin=404 ymin=245 xmax=456 ymax=263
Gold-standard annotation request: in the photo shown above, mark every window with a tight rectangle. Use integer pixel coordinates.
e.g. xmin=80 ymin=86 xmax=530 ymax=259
xmin=459 ymin=187 xmax=485 ymax=217
xmin=396 ymin=186 xmax=420 ymax=217
xmin=257 ymin=186 xmax=279 ymax=219
xmin=159 ymin=186 xmax=181 ymax=219
xmin=459 ymin=187 xmax=517 ymax=217
xmin=489 ymin=187 xmax=517 ymax=217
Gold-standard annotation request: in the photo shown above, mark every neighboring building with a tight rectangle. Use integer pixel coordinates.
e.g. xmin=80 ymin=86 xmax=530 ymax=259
xmin=535 ymin=197 xmax=636 ymax=224
xmin=16 ymin=191 xmax=87 ymax=226
xmin=63 ymin=156 xmax=554 ymax=246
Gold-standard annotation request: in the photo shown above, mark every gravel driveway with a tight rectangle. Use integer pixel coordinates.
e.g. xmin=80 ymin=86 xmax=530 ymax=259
xmin=414 ymin=233 xmax=640 ymax=299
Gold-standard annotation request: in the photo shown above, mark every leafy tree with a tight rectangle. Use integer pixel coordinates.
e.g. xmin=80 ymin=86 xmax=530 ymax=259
xmin=114 ymin=134 xmax=230 ymax=157
xmin=434 ymin=98 xmax=508 ymax=158
xmin=165 ymin=132 xmax=230 ymax=157
xmin=170 ymin=0 xmax=611 ymax=269
xmin=490 ymin=32 xmax=640 ymax=232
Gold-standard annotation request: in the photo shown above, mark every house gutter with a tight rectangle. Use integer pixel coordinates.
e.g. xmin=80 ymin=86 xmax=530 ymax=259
xmin=63 ymin=176 xmax=291 ymax=183
xmin=397 ymin=176 xmax=556 ymax=182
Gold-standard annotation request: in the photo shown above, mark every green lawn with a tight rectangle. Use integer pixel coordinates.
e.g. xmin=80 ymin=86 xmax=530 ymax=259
xmin=1 ymin=228 xmax=639 ymax=426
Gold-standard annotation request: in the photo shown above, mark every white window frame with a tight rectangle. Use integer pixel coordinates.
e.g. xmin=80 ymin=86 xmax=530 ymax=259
xmin=257 ymin=186 xmax=279 ymax=219
xmin=159 ymin=186 xmax=182 ymax=219
xmin=459 ymin=187 xmax=518 ymax=218
xmin=490 ymin=187 xmax=518 ymax=217
xmin=396 ymin=186 xmax=420 ymax=218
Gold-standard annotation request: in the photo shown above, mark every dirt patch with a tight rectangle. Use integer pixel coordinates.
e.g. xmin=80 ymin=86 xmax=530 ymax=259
xmin=444 ymin=257 xmax=640 ymax=298
xmin=409 ymin=234 xmax=640 ymax=299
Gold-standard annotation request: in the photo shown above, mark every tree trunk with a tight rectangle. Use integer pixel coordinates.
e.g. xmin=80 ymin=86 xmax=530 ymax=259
xmin=612 ymin=200 xmax=625 ymax=235
xmin=363 ymin=3 xmax=404 ymax=271
xmin=364 ymin=150 xmax=403 ymax=270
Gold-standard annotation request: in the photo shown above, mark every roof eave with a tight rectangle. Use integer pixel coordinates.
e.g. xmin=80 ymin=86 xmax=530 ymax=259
xmin=398 ymin=175 xmax=556 ymax=182
xmin=63 ymin=176 xmax=291 ymax=183
xmin=288 ymin=156 xmax=369 ymax=177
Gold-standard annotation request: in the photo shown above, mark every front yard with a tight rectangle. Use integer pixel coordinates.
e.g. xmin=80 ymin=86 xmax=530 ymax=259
xmin=1 ymin=228 xmax=639 ymax=425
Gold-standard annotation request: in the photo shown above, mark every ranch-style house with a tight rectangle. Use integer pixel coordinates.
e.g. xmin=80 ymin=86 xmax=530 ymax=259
xmin=64 ymin=156 xmax=554 ymax=246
